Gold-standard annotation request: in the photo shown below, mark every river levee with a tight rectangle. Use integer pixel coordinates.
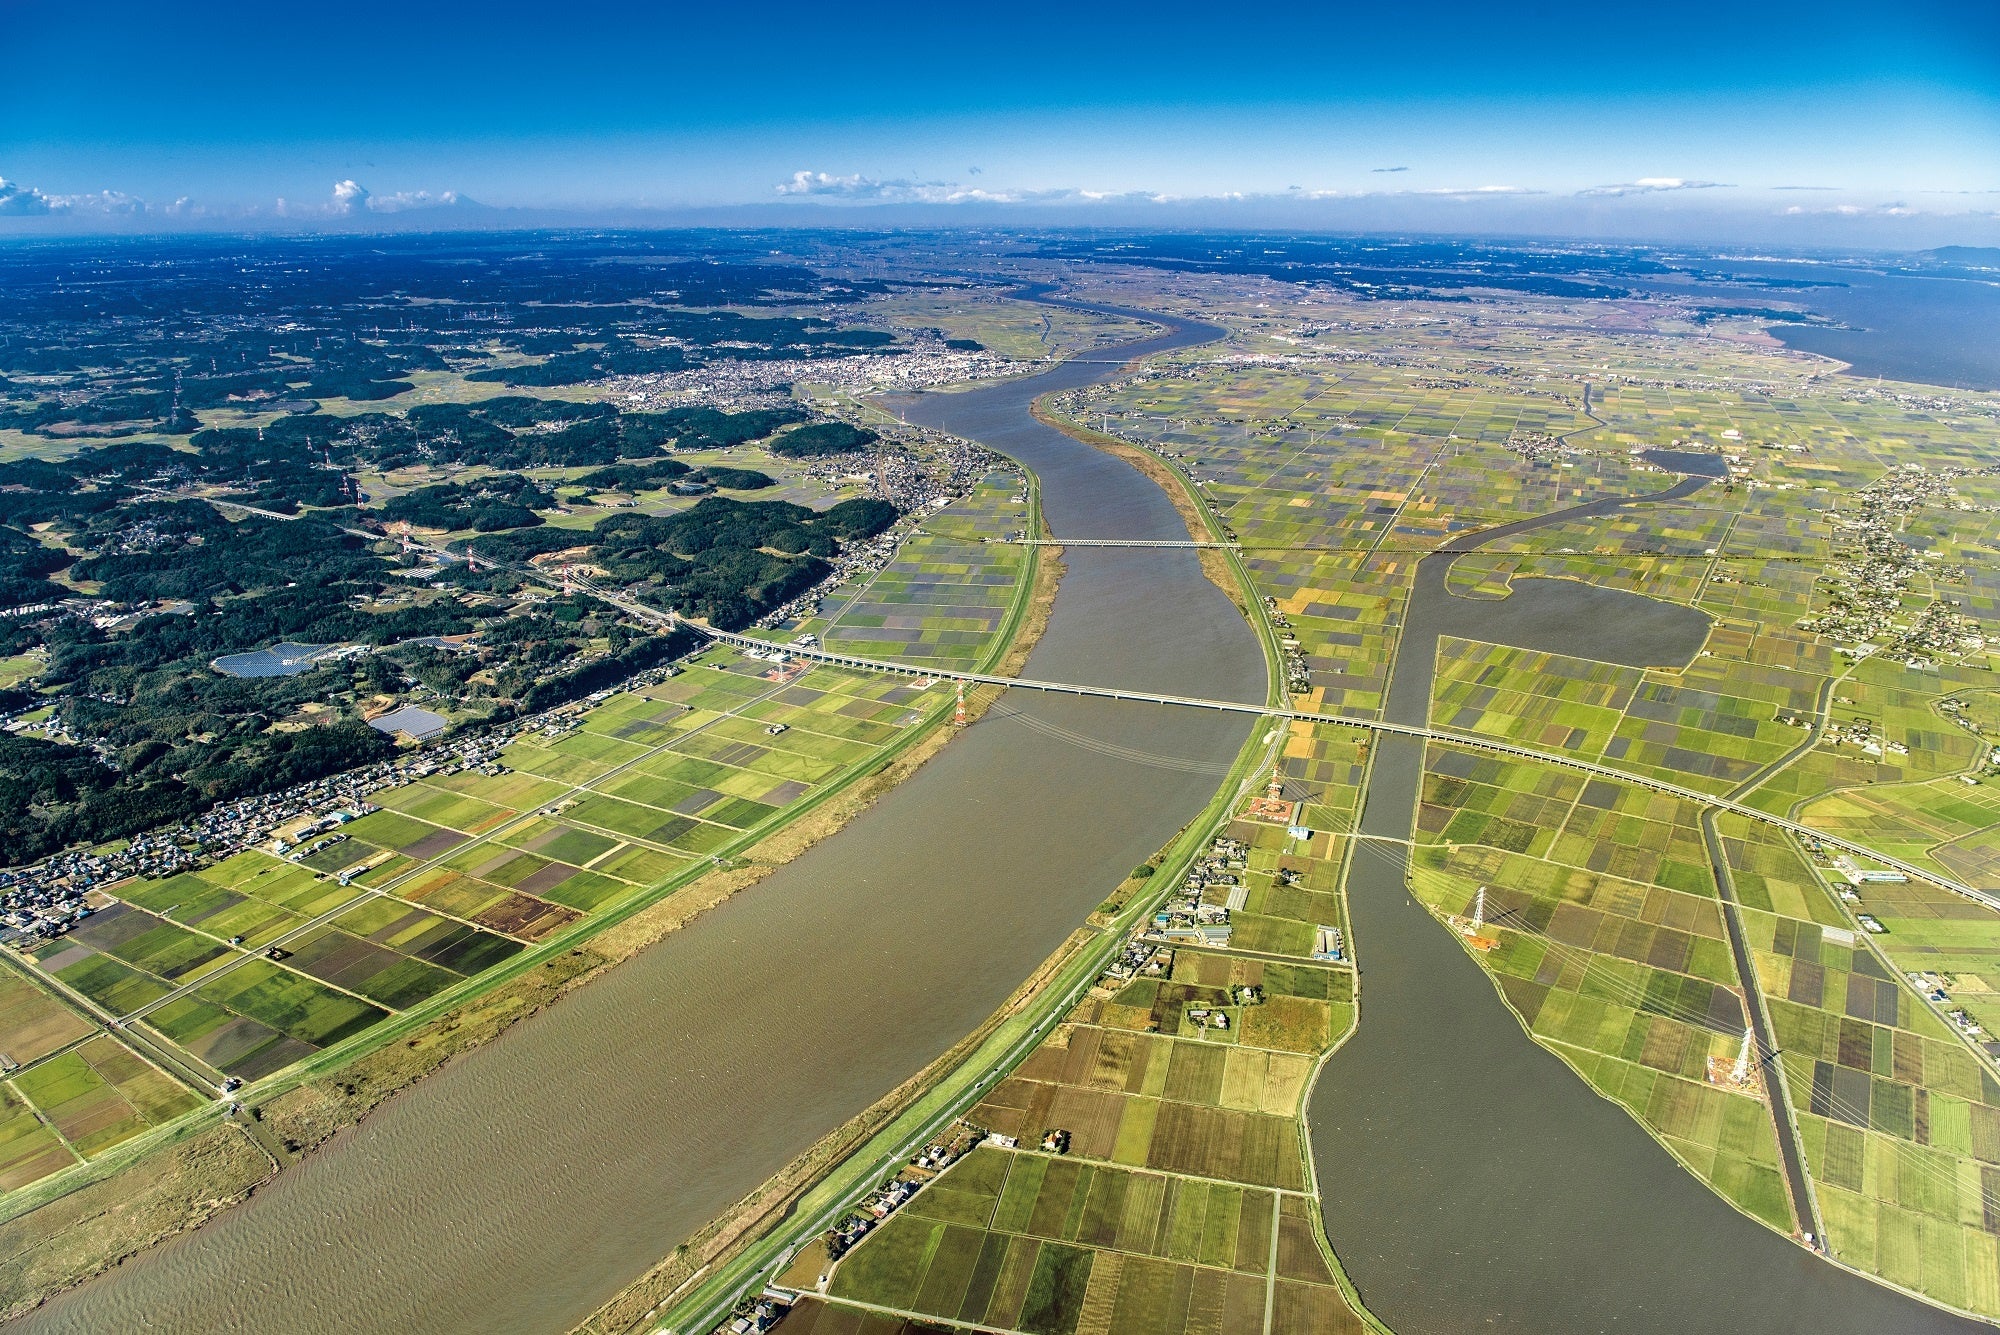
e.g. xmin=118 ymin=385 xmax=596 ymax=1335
xmin=5 ymin=312 xmax=1268 ymax=1333
xmin=13 ymin=296 xmax=1986 ymax=1335
xmin=1307 ymin=478 xmax=1988 ymax=1333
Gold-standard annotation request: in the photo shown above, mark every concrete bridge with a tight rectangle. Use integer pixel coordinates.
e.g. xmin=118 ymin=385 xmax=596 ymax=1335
xmin=989 ymin=537 xmax=1240 ymax=549
xmin=162 ymin=490 xmax=1992 ymax=913
xmin=695 ymin=627 xmax=2000 ymax=912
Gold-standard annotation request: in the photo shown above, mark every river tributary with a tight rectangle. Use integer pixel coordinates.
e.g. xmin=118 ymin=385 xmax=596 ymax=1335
xmin=1307 ymin=479 xmax=1983 ymax=1333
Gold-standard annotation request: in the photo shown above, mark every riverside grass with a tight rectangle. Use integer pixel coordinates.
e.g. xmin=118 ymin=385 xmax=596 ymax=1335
xmin=0 ymin=476 xmax=1050 ymax=1319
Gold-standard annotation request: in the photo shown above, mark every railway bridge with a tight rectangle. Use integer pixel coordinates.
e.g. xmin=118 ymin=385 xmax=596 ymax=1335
xmin=694 ymin=626 xmax=2000 ymax=912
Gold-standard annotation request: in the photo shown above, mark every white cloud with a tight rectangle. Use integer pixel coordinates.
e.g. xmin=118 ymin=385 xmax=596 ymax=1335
xmin=50 ymin=189 xmax=147 ymax=215
xmin=775 ymin=171 xmax=955 ymax=201
xmin=776 ymin=170 xmax=1136 ymax=205
xmin=0 ymin=177 xmax=162 ymax=217
xmin=0 ymin=177 xmax=54 ymax=215
xmin=277 ymin=180 xmax=477 ymax=218
xmin=1578 ymin=177 xmax=1731 ymax=198
xmin=331 ymin=179 xmax=370 ymax=214
xmin=368 ymin=188 xmax=471 ymax=212
xmin=1784 ymin=201 xmax=1920 ymax=217
xmin=1409 ymin=185 xmax=1544 ymax=197
xmin=777 ymin=172 xmax=1554 ymax=208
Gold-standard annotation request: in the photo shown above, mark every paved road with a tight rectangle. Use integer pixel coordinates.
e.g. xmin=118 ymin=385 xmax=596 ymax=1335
xmin=695 ymin=629 xmax=1999 ymax=909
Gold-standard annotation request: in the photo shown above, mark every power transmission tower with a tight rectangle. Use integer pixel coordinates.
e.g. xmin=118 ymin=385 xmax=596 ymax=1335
xmin=1732 ymin=1026 xmax=1755 ymax=1086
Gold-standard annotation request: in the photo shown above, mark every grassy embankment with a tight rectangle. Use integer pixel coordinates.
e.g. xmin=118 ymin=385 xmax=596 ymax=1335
xmin=0 ymin=483 xmax=1054 ymax=1321
xmin=650 ymin=372 xmax=1393 ymax=1335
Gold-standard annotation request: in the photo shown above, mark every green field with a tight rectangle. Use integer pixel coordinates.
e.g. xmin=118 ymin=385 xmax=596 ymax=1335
xmin=823 ymin=804 xmax=1370 ymax=1335
xmin=2 ymin=492 xmax=1036 ymax=1199
xmin=1032 ymin=287 xmax=2000 ymax=1319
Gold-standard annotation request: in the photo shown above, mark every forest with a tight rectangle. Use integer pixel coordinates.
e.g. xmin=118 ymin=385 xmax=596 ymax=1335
xmin=0 ymin=233 xmax=913 ymax=865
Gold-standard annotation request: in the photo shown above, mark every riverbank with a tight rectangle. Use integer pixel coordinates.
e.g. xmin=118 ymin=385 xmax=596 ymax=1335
xmin=0 ymin=536 xmax=1063 ymax=1326
xmin=9 ymin=294 xmax=1267 ymax=1335
xmin=558 ymin=546 xmax=1071 ymax=1331
xmin=570 ymin=920 xmax=1098 ymax=1335
xmin=1027 ymin=399 xmax=1245 ymax=613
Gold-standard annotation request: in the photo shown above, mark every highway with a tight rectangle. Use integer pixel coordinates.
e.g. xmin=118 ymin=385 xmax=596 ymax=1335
xmin=157 ymin=485 xmax=1995 ymax=910
xmin=695 ymin=628 xmax=2000 ymax=912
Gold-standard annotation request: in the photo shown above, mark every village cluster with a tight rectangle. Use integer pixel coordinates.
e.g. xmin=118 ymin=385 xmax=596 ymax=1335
xmin=611 ymin=329 xmax=1014 ymax=411
xmin=819 ymin=1121 xmax=992 ymax=1266
xmin=1143 ymin=834 xmax=1250 ymax=953
xmin=1800 ymin=462 xmax=2000 ymax=665
xmin=0 ymin=664 xmax=685 ymax=947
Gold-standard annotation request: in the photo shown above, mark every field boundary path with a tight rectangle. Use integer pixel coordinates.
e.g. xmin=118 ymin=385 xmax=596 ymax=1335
xmin=690 ymin=626 xmax=2000 ymax=910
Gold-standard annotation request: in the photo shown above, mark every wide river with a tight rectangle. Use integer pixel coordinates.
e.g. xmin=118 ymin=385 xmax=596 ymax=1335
xmin=10 ymin=309 xmax=1264 ymax=1334
xmin=13 ymin=297 xmax=1982 ymax=1335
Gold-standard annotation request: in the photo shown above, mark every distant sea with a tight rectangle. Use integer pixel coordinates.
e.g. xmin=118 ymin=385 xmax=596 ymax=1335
xmin=1721 ymin=262 xmax=2000 ymax=392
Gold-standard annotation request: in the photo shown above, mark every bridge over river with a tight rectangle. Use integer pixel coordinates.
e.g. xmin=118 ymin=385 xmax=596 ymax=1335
xmin=694 ymin=625 xmax=2000 ymax=913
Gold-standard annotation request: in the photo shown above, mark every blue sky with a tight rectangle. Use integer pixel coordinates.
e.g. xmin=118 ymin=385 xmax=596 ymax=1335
xmin=4 ymin=0 xmax=1998 ymax=239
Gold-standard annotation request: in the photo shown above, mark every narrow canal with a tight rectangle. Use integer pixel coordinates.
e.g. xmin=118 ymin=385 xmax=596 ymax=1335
xmin=1307 ymin=479 xmax=1984 ymax=1333
xmin=7 ymin=308 xmax=1266 ymax=1334
xmin=12 ymin=296 xmax=1978 ymax=1335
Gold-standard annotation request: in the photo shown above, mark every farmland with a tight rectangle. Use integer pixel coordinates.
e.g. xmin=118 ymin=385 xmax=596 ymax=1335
xmin=814 ymin=791 xmax=1372 ymax=1335
xmin=805 ymin=469 xmax=1034 ymax=670
xmin=13 ymin=241 xmax=2000 ymax=1332
xmin=873 ymin=290 xmax=1162 ymax=363
xmin=1725 ymin=815 xmax=2000 ymax=1314
xmin=0 ymin=475 xmax=1039 ymax=1202
xmin=1029 ymin=273 xmax=2000 ymax=1319
xmin=1407 ymin=744 xmax=1795 ymax=1231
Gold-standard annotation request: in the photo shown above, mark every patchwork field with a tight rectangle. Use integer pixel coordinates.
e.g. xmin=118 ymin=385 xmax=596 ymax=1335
xmin=1029 ymin=283 xmax=2000 ymax=1325
xmin=1408 ymin=743 xmax=1794 ymax=1230
xmin=874 ymin=291 xmax=1160 ymax=362
xmin=2 ymin=648 xmax=963 ymax=1196
xmin=1725 ymin=817 xmax=2000 ymax=1316
xmin=811 ymin=469 xmax=1031 ymax=669
xmin=822 ymin=797 xmax=1371 ymax=1335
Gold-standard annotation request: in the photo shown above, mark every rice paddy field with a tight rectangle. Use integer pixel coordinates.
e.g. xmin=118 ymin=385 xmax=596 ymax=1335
xmin=1 ymin=502 xmax=1035 ymax=1200
xmin=1429 ymin=633 xmax=1824 ymax=797
xmin=803 ymin=468 xmax=1032 ymax=669
xmin=1033 ymin=279 xmax=2000 ymax=1319
xmin=0 ymin=956 xmax=203 ymax=1194
xmin=1406 ymin=743 xmax=1794 ymax=1230
xmin=872 ymin=291 xmax=1160 ymax=363
xmin=819 ymin=801 xmax=1369 ymax=1335
xmin=1722 ymin=815 xmax=2000 ymax=1316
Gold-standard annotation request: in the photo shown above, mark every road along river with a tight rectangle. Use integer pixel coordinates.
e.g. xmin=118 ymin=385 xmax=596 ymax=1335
xmin=1308 ymin=479 xmax=1985 ymax=1333
xmin=14 ymin=296 xmax=1979 ymax=1335
xmin=8 ymin=310 xmax=1266 ymax=1334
